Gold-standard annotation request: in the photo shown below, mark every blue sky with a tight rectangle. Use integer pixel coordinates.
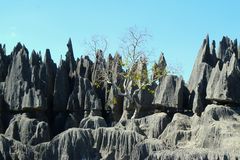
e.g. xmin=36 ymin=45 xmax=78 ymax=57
xmin=1 ymin=0 xmax=240 ymax=81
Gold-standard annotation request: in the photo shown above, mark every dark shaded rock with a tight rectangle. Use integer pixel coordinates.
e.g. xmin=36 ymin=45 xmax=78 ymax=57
xmin=93 ymin=127 xmax=145 ymax=160
xmin=76 ymin=55 xmax=93 ymax=80
xmin=206 ymin=54 xmax=240 ymax=104
xmin=4 ymin=114 xmax=50 ymax=146
xmin=21 ymin=88 xmax=47 ymax=111
xmin=30 ymin=54 xmax=45 ymax=90
xmin=4 ymin=44 xmax=31 ymax=111
xmin=107 ymin=85 xmax=124 ymax=123
xmin=84 ymin=89 xmax=102 ymax=117
xmin=79 ymin=116 xmax=107 ymax=129
xmin=132 ymin=82 xmax=157 ymax=118
xmin=116 ymin=112 xmax=170 ymax=139
xmin=218 ymin=36 xmax=238 ymax=62
xmin=30 ymin=50 xmax=41 ymax=66
xmin=52 ymin=39 xmax=76 ymax=112
xmin=64 ymin=112 xmax=82 ymax=130
xmin=188 ymin=35 xmax=217 ymax=91
xmin=65 ymin=38 xmax=76 ymax=78
xmin=153 ymin=75 xmax=187 ymax=111
xmin=40 ymin=128 xmax=96 ymax=160
xmin=1 ymin=37 xmax=240 ymax=160
xmin=53 ymin=59 xmax=70 ymax=111
xmin=4 ymin=44 xmax=47 ymax=111
xmin=190 ymin=63 xmax=212 ymax=115
xmin=188 ymin=35 xmax=217 ymax=115
xmin=0 ymin=134 xmax=34 ymax=160
xmin=0 ymin=44 xmax=10 ymax=82
xmin=67 ymin=76 xmax=92 ymax=112
xmin=52 ymin=112 xmax=81 ymax=136
xmin=0 ymin=83 xmax=5 ymax=111
xmin=44 ymin=49 xmax=57 ymax=109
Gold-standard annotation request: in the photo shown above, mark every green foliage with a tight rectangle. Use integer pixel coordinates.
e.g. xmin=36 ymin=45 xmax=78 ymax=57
xmin=93 ymin=82 xmax=101 ymax=88
xmin=152 ymin=63 xmax=168 ymax=81
xmin=111 ymin=97 xmax=118 ymax=105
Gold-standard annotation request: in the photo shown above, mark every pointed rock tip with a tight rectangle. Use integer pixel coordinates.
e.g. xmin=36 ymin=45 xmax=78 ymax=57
xmin=206 ymin=34 xmax=209 ymax=41
xmin=203 ymin=34 xmax=209 ymax=45
xmin=159 ymin=52 xmax=166 ymax=64
xmin=44 ymin=49 xmax=52 ymax=63
xmin=31 ymin=50 xmax=37 ymax=55
xmin=108 ymin=53 xmax=113 ymax=59
xmin=13 ymin=42 xmax=23 ymax=53
xmin=67 ymin=38 xmax=72 ymax=49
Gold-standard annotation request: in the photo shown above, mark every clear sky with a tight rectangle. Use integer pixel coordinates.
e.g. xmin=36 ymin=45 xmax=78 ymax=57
xmin=1 ymin=0 xmax=240 ymax=81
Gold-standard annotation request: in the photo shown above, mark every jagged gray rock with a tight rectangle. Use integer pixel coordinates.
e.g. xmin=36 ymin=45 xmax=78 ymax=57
xmin=84 ymin=89 xmax=102 ymax=117
xmin=131 ymin=104 xmax=240 ymax=159
xmin=107 ymin=85 xmax=124 ymax=123
xmin=5 ymin=114 xmax=50 ymax=146
xmin=44 ymin=49 xmax=57 ymax=108
xmin=65 ymin=38 xmax=76 ymax=78
xmin=153 ymin=75 xmax=188 ymax=111
xmin=53 ymin=59 xmax=70 ymax=111
xmin=67 ymin=76 xmax=92 ymax=112
xmin=131 ymin=138 xmax=166 ymax=160
xmin=0 ymin=37 xmax=240 ymax=160
xmin=188 ymin=35 xmax=217 ymax=115
xmin=39 ymin=128 xmax=96 ymax=160
xmin=21 ymin=88 xmax=47 ymax=111
xmin=188 ymin=35 xmax=217 ymax=91
xmin=116 ymin=112 xmax=170 ymax=139
xmin=0 ymin=134 xmax=34 ymax=160
xmin=4 ymin=43 xmax=31 ymax=111
xmin=52 ymin=112 xmax=81 ymax=136
xmin=132 ymin=82 xmax=157 ymax=118
xmin=76 ymin=55 xmax=93 ymax=80
xmin=79 ymin=115 xmax=107 ymax=129
xmin=218 ymin=36 xmax=238 ymax=62
xmin=190 ymin=63 xmax=212 ymax=115
xmin=0 ymin=82 xmax=5 ymax=111
xmin=206 ymin=54 xmax=240 ymax=104
xmin=0 ymin=44 xmax=10 ymax=82
xmin=93 ymin=127 xmax=145 ymax=160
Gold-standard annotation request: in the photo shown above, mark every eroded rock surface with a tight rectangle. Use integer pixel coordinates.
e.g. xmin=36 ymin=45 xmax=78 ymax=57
xmin=0 ymin=37 xmax=239 ymax=160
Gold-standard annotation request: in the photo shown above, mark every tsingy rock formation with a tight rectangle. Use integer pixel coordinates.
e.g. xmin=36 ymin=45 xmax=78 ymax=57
xmin=0 ymin=36 xmax=239 ymax=160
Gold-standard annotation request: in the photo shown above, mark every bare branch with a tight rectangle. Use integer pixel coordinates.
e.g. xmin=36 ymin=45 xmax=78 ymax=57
xmin=84 ymin=35 xmax=108 ymax=59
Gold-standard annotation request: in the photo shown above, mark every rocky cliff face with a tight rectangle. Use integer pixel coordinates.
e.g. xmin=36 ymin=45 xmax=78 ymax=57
xmin=0 ymin=36 xmax=240 ymax=160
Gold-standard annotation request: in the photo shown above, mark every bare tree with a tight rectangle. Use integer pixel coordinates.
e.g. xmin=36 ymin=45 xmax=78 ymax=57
xmin=84 ymin=35 xmax=108 ymax=59
xmin=120 ymin=26 xmax=151 ymax=88
xmin=120 ymin=26 xmax=150 ymax=71
xmin=113 ymin=27 xmax=152 ymax=119
xmin=83 ymin=35 xmax=110 ymax=87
